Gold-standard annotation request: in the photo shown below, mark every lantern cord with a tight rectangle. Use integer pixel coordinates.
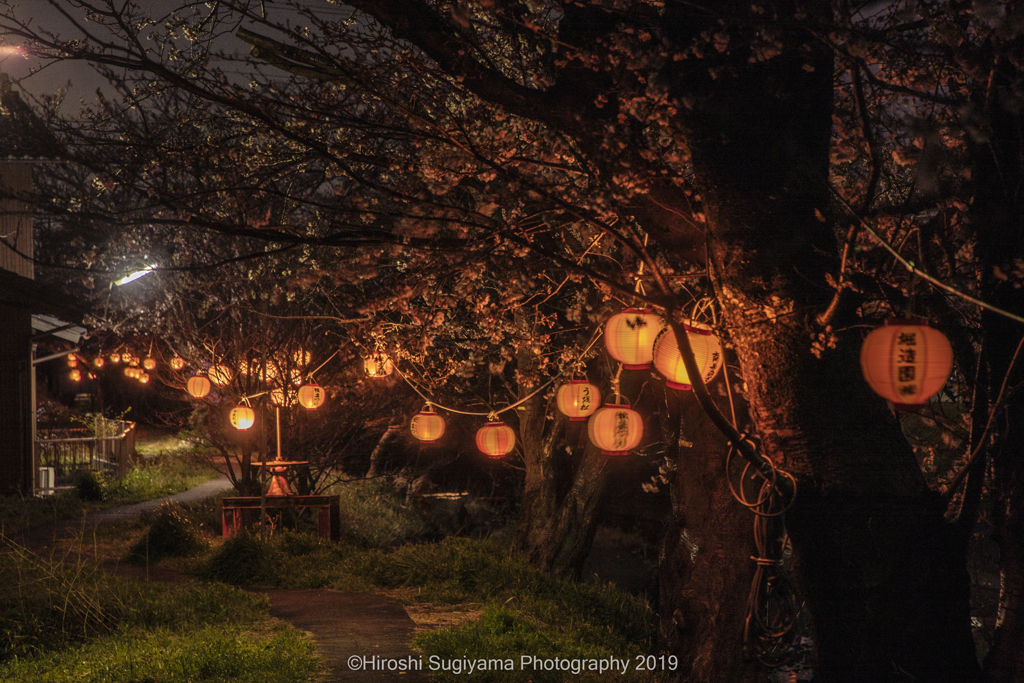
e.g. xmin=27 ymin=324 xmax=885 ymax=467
xmin=307 ymin=349 xmax=340 ymax=380
xmin=390 ymin=326 xmax=604 ymax=418
xmin=832 ymin=189 xmax=1024 ymax=325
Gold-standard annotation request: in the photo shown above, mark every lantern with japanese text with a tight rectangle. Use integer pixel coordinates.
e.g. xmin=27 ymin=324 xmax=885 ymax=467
xmin=588 ymin=403 xmax=644 ymax=455
xmin=229 ymin=405 xmax=255 ymax=430
xmin=209 ymin=364 xmax=232 ymax=386
xmin=297 ymin=383 xmax=326 ymax=410
xmin=653 ymin=321 xmax=724 ymax=390
xmin=187 ymin=375 xmax=212 ymax=399
xmin=556 ymin=380 xmax=601 ymax=421
xmin=411 ymin=406 xmax=446 ymax=444
xmin=476 ymin=421 xmax=516 ymax=458
xmin=364 ymin=353 xmax=394 ymax=378
xmin=860 ymin=320 xmax=953 ymax=410
xmin=604 ymin=309 xmax=664 ymax=369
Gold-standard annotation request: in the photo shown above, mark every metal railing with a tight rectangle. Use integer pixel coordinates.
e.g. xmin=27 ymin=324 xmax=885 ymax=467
xmin=36 ymin=419 xmax=137 ymax=490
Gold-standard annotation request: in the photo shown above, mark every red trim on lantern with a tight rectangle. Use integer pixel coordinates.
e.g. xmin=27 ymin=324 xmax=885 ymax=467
xmin=603 ymin=450 xmax=629 ymax=456
xmin=682 ymin=323 xmax=713 ymax=335
xmin=665 ymin=380 xmax=693 ymax=391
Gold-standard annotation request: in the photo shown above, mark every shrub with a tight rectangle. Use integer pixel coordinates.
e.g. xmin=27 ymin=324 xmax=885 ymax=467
xmin=202 ymin=531 xmax=280 ymax=585
xmin=125 ymin=502 xmax=207 ymax=564
xmin=74 ymin=470 xmax=106 ymax=502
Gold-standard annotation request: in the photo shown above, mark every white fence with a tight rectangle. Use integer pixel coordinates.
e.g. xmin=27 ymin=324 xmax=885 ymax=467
xmin=36 ymin=419 xmax=137 ymax=491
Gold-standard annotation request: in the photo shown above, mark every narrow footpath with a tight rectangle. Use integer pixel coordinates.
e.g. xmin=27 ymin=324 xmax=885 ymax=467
xmin=13 ymin=479 xmax=430 ymax=683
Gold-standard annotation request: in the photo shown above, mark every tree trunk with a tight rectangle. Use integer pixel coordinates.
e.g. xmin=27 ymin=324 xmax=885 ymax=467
xmin=511 ymin=308 xmax=610 ymax=576
xmin=673 ymin=16 xmax=980 ymax=680
xmin=659 ymin=390 xmax=760 ymax=683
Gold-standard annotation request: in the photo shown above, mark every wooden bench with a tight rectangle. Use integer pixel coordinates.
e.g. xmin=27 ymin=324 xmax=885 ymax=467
xmin=221 ymin=495 xmax=340 ymax=540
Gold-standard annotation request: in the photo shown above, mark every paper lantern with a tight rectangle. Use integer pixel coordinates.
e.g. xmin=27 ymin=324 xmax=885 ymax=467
xmin=93 ymin=357 xmax=105 ymax=368
xmin=653 ymin=320 xmax=724 ymax=390
xmin=297 ymin=383 xmax=326 ymax=410
xmin=476 ymin=421 xmax=516 ymax=458
xmin=411 ymin=406 xmax=446 ymax=443
xmin=187 ymin=375 xmax=212 ymax=399
xmin=122 ymin=353 xmax=136 ymax=365
xmin=109 ymin=353 xmax=121 ymax=364
xmin=556 ymin=380 xmax=601 ymax=421
xmin=69 ymin=369 xmax=81 ymax=382
xmin=860 ymin=320 xmax=953 ymax=410
xmin=364 ymin=353 xmax=394 ymax=378
xmin=170 ymin=356 xmax=185 ymax=370
xmin=229 ymin=405 xmax=255 ymax=430
xmin=209 ymin=364 xmax=232 ymax=386
xmin=588 ymin=403 xmax=644 ymax=455
xmin=124 ymin=366 xmax=137 ymax=378
xmin=143 ymin=357 xmax=157 ymax=370
xmin=139 ymin=373 xmax=150 ymax=384
xmin=604 ymin=309 xmax=665 ymax=369
xmin=67 ymin=355 xmax=78 ymax=368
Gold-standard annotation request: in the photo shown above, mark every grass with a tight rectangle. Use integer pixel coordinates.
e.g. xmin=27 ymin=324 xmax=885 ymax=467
xmin=0 ymin=544 xmax=319 ymax=683
xmin=29 ymin=477 xmax=663 ymax=682
xmin=0 ymin=451 xmax=220 ymax=535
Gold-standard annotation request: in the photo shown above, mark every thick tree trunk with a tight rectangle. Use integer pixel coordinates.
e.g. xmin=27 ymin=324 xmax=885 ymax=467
xmin=659 ymin=391 xmax=760 ymax=683
xmin=511 ymin=309 xmax=610 ymax=576
xmin=672 ymin=16 xmax=980 ymax=681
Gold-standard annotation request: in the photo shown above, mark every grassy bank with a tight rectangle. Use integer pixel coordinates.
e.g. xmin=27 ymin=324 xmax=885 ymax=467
xmin=0 ymin=544 xmax=318 ymax=683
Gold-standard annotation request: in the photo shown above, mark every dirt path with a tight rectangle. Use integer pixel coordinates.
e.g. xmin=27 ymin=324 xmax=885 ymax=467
xmin=11 ymin=480 xmax=432 ymax=683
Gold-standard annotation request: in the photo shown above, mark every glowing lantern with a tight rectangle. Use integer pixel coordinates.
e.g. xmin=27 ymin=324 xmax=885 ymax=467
xmin=122 ymin=353 xmax=136 ymax=365
xmin=476 ymin=421 xmax=516 ymax=458
xmin=170 ymin=357 xmax=185 ymax=370
xmin=109 ymin=353 xmax=121 ymax=364
xmin=860 ymin=320 xmax=953 ymax=410
xmin=556 ymin=380 xmax=601 ymax=421
xmin=187 ymin=375 xmax=212 ymax=399
xmin=411 ymin=406 xmax=446 ymax=443
xmin=588 ymin=403 xmax=644 ymax=455
xmin=143 ymin=357 xmax=157 ymax=370
xmin=124 ymin=367 xmax=137 ymax=378
xmin=297 ymin=383 xmax=326 ymax=410
xmin=364 ymin=353 xmax=394 ymax=378
xmin=229 ymin=405 xmax=255 ymax=430
xmin=652 ymin=320 xmax=724 ymax=390
xmin=604 ymin=309 xmax=665 ymax=369
xmin=209 ymin=364 xmax=232 ymax=386
xmin=69 ymin=369 xmax=82 ymax=382
xmin=67 ymin=355 xmax=78 ymax=368
xmin=93 ymin=357 xmax=105 ymax=369
xmin=139 ymin=373 xmax=150 ymax=384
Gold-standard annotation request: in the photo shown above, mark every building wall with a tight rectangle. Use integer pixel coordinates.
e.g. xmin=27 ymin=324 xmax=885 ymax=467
xmin=0 ymin=162 xmax=34 ymax=280
xmin=0 ymin=302 xmax=32 ymax=494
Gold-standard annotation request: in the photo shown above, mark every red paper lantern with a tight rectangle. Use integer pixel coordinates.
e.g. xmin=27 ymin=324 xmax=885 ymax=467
xmin=653 ymin=320 xmax=724 ymax=390
xmin=187 ymin=375 xmax=211 ymax=399
xmin=229 ymin=405 xmax=255 ymax=430
xmin=588 ymin=403 xmax=643 ymax=455
xmin=364 ymin=353 xmax=394 ymax=378
xmin=860 ymin=320 xmax=953 ymax=410
xmin=556 ymin=380 xmax=601 ymax=421
xmin=411 ymin=406 xmax=446 ymax=443
xmin=476 ymin=421 xmax=516 ymax=458
xmin=297 ymin=383 xmax=326 ymax=410
xmin=604 ymin=309 xmax=664 ymax=369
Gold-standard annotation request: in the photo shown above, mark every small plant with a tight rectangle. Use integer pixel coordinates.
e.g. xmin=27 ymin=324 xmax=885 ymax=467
xmin=74 ymin=470 xmax=106 ymax=502
xmin=202 ymin=530 xmax=280 ymax=585
xmin=126 ymin=502 xmax=207 ymax=564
